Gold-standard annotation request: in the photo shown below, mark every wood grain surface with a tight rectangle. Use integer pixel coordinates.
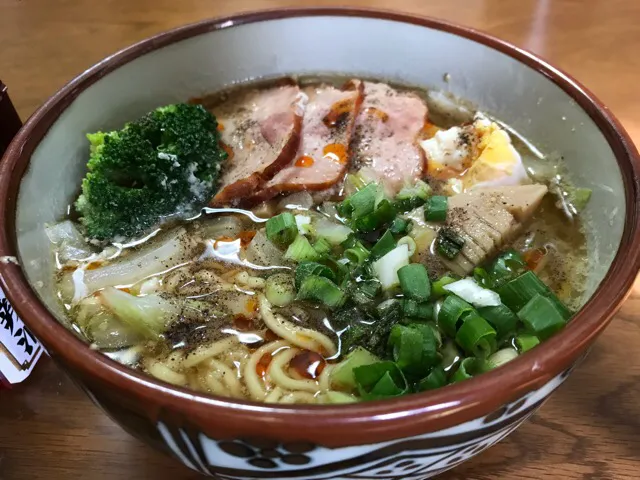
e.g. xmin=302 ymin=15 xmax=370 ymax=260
xmin=1 ymin=0 xmax=640 ymax=479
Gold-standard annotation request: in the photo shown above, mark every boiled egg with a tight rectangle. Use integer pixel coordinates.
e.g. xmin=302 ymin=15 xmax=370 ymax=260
xmin=420 ymin=114 xmax=528 ymax=193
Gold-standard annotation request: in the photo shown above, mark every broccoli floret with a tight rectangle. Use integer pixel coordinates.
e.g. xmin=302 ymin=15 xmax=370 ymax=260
xmin=76 ymin=103 xmax=227 ymax=241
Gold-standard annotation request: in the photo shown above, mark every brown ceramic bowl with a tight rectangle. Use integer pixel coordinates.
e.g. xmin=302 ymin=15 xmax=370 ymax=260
xmin=1 ymin=8 xmax=639 ymax=479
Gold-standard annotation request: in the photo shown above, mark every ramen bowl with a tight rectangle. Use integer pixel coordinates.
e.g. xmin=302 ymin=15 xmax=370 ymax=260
xmin=1 ymin=8 xmax=639 ymax=479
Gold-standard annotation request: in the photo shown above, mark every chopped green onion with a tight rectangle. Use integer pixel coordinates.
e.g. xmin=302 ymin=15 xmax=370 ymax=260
xmin=397 ymin=236 xmax=417 ymax=257
xmin=389 ymin=217 xmax=410 ymax=235
xmin=498 ymin=271 xmax=571 ymax=319
xmin=313 ymin=237 xmax=332 ymax=255
xmin=424 ymin=196 xmax=448 ymax=222
xmin=372 ymin=244 xmax=410 ymax=290
xmin=398 ymin=263 xmax=431 ymax=302
xmin=338 ymin=182 xmax=377 ymax=219
xmin=265 ymin=273 xmax=296 ymax=307
xmin=314 ymin=217 xmax=353 ymax=245
xmin=284 ymin=235 xmax=321 ymax=262
xmin=489 ymin=249 xmax=527 ymax=288
xmin=473 ymin=267 xmax=492 ymax=288
xmin=415 ymin=366 xmax=447 ymax=392
xmin=402 ymin=299 xmax=434 ymax=320
xmin=517 ymin=293 xmax=567 ymax=340
xmin=440 ymin=340 xmax=462 ymax=373
xmin=351 ymin=278 xmax=381 ymax=307
xmin=340 ymin=233 xmax=358 ymax=250
xmin=353 ymin=198 xmax=397 ymax=233
xmin=438 ymin=295 xmax=474 ymax=337
xmin=353 ymin=361 xmax=408 ymax=400
xmin=436 ymin=228 xmax=465 ymax=259
xmin=396 ymin=179 xmax=432 ymax=201
xmin=296 ymin=275 xmax=346 ymax=309
xmin=432 ymin=276 xmax=457 ymax=297
xmin=370 ymin=230 xmax=397 ymax=260
xmin=371 ymin=230 xmax=396 ymax=260
xmin=515 ymin=333 xmax=540 ymax=352
xmin=395 ymin=180 xmax=432 ymax=212
xmin=294 ymin=261 xmax=335 ymax=290
xmin=265 ymin=212 xmax=298 ymax=247
xmin=330 ymin=347 xmax=379 ymax=390
xmin=322 ymin=257 xmax=350 ymax=287
xmin=388 ymin=323 xmax=439 ymax=377
xmin=455 ymin=312 xmax=497 ymax=357
xmin=477 ymin=304 xmax=519 ymax=340
xmin=485 ymin=348 xmax=519 ymax=370
xmin=451 ymin=357 xmax=483 ymax=383
xmin=344 ymin=242 xmax=370 ymax=265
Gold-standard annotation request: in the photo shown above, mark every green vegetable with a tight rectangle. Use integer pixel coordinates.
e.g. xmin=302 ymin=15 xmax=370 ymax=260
xmin=389 ymin=217 xmax=410 ymax=235
xmin=98 ymin=287 xmax=178 ymax=339
xmin=370 ymin=230 xmax=397 ymax=260
xmin=485 ymin=348 xmax=519 ymax=370
xmin=451 ymin=357 xmax=484 ymax=382
xmin=487 ymin=250 xmax=527 ymax=288
xmin=353 ymin=198 xmax=397 ymax=233
xmin=424 ymin=195 xmax=448 ymax=222
xmin=284 ymin=235 xmax=321 ymax=262
xmin=353 ymin=361 xmax=408 ymax=400
xmin=498 ymin=271 xmax=571 ymax=319
xmin=266 ymin=212 xmax=298 ymax=247
xmin=338 ymin=183 xmax=378 ymax=219
xmin=265 ymin=273 xmax=296 ymax=307
xmin=296 ymin=275 xmax=346 ymax=308
xmin=388 ymin=323 xmax=439 ymax=378
xmin=76 ymin=104 xmax=227 ymax=241
xmin=344 ymin=242 xmax=370 ymax=264
xmin=397 ymin=263 xmax=431 ymax=302
xmin=415 ymin=366 xmax=447 ymax=392
xmin=517 ymin=293 xmax=567 ymax=340
xmin=515 ymin=333 xmax=540 ymax=352
xmin=312 ymin=237 xmax=333 ymax=255
xmin=432 ymin=276 xmax=457 ymax=297
xmin=440 ymin=340 xmax=462 ymax=372
xmin=330 ymin=347 xmax=380 ymax=390
xmin=473 ymin=267 xmax=492 ymax=288
xmin=402 ymin=299 xmax=434 ymax=320
xmin=395 ymin=180 xmax=432 ymax=212
xmin=294 ymin=262 xmax=335 ymax=290
xmin=436 ymin=228 xmax=465 ymax=259
xmin=438 ymin=295 xmax=474 ymax=337
xmin=350 ymin=278 xmax=381 ymax=307
xmin=477 ymin=304 xmax=519 ymax=341
xmin=455 ymin=313 xmax=497 ymax=357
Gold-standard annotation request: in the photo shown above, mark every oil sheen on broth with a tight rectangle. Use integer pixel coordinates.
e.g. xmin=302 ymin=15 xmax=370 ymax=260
xmin=49 ymin=76 xmax=590 ymax=405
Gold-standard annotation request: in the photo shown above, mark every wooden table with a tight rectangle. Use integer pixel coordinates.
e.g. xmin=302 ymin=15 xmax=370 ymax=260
xmin=1 ymin=0 xmax=640 ymax=478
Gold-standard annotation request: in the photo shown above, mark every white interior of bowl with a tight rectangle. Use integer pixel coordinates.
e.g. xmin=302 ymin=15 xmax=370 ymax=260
xmin=14 ymin=15 xmax=625 ymax=321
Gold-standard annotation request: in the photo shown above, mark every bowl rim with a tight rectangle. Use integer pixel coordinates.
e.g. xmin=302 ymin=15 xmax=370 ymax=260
xmin=1 ymin=7 xmax=639 ymax=447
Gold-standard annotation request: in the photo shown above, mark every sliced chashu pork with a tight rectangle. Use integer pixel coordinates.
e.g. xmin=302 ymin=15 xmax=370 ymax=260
xmin=210 ymin=83 xmax=306 ymax=205
xmin=250 ymin=80 xmax=364 ymax=203
xmin=350 ymin=82 xmax=428 ymax=196
xmin=441 ymin=184 xmax=548 ymax=275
